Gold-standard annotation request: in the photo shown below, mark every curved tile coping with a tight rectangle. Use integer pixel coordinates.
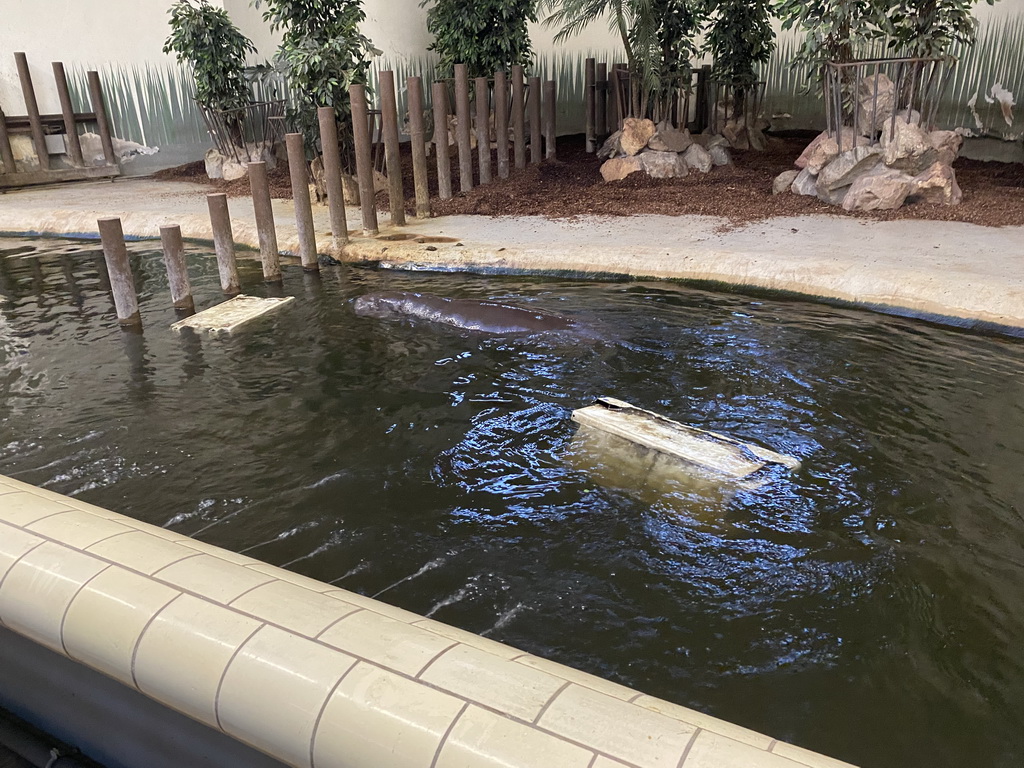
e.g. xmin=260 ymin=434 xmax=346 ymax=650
xmin=0 ymin=476 xmax=856 ymax=768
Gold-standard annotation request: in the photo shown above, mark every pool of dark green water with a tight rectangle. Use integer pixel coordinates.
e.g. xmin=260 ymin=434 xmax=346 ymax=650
xmin=1 ymin=236 xmax=1023 ymax=768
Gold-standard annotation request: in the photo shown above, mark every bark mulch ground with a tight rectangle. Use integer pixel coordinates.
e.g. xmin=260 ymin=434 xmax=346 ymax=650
xmin=152 ymin=134 xmax=1024 ymax=228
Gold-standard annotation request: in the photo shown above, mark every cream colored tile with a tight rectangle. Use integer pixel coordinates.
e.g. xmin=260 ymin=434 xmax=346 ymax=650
xmin=61 ymin=496 xmax=137 ymax=522
xmin=539 ymin=684 xmax=697 ymax=768
xmin=592 ymin=758 xmax=634 ymax=768
xmin=314 ymin=662 xmax=465 ymax=768
xmin=27 ymin=510 xmax=133 ymax=551
xmin=230 ymin=580 xmax=361 ymax=637
xmin=770 ymin=740 xmax=858 ymax=768
xmin=0 ymin=523 xmax=44 ymax=582
xmin=174 ymin=540 xmax=261 ymax=567
xmin=514 ymin=653 xmax=638 ymax=701
xmin=86 ymin=531 xmax=201 ymax=575
xmin=62 ymin=565 xmax=180 ymax=686
xmin=0 ymin=541 xmax=108 ymax=652
xmin=420 ymin=643 xmax=568 ymax=722
xmin=218 ymin=625 xmax=357 ymax=768
xmin=244 ymin=563 xmax=336 ymax=593
xmin=133 ymin=594 xmax=262 ymax=727
xmin=154 ymin=554 xmax=275 ymax=604
xmin=121 ymin=520 xmax=196 ymax=543
xmin=0 ymin=492 xmax=75 ymax=527
xmin=632 ymin=696 xmax=774 ymax=749
xmin=683 ymin=731 xmax=797 ymax=768
xmin=323 ymin=588 xmax=427 ymax=623
xmin=318 ymin=610 xmax=456 ymax=676
xmin=435 ymin=704 xmax=593 ymax=768
xmin=413 ymin=618 xmax=524 ymax=661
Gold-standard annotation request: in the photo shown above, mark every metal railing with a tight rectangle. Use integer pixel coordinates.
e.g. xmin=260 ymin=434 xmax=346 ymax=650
xmin=198 ymin=99 xmax=287 ymax=163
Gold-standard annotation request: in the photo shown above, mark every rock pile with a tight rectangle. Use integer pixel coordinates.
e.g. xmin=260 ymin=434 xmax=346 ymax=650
xmin=598 ymin=118 xmax=732 ymax=182
xmin=205 ymin=145 xmax=278 ymax=181
xmin=774 ymin=75 xmax=963 ymax=211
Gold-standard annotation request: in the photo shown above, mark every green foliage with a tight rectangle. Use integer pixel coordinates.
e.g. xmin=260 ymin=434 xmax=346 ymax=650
xmin=163 ymin=0 xmax=255 ymax=112
xmin=703 ymin=0 xmax=774 ymax=87
xmin=886 ymin=0 xmax=997 ymax=57
xmin=423 ymin=0 xmax=537 ymax=79
xmin=254 ymin=0 xmax=379 ymax=160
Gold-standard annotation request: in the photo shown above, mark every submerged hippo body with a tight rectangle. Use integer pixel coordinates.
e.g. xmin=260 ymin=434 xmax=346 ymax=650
xmin=353 ymin=291 xmax=578 ymax=335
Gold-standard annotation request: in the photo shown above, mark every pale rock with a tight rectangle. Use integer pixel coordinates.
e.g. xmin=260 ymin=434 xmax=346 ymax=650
xmin=638 ymin=150 xmax=688 ymax=178
xmin=773 ymin=169 xmax=800 ymax=195
xmin=856 ymin=73 xmax=896 ymax=132
xmin=620 ymin=118 xmax=656 ymax=156
xmin=342 ymin=174 xmax=360 ymax=205
xmin=600 ymin=155 xmax=643 ymax=182
xmin=205 ymin=148 xmax=225 ymax=179
xmin=597 ymin=130 xmax=623 ymax=160
xmin=817 ymin=184 xmax=850 ymax=207
xmin=708 ymin=144 xmax=732 ymax=166
xmin=373 ymin=169 xmax=388 ymax=193
xmin=790 ymin=168 xmax=819 ymax=196
xmin=882 ymin=116 xmax=932 ymax=171
xmin=796 ymin=129 xmax=869 ymax=171
xmin=928 ymin=130 xmax=963 ymax=166
xmin=648 ymin=127 xmax=692 ymax=153
xmin=748 ymin=127 xmax=767 ymax=152
xmin=706 ymin=134 xmax=730 ymax=149
xmin=222 ymin=159 xmax=248 ymax=181
xmin=310 ymin=156 xmax=327 ymax=203
xmin=804 ymin=136 xmax=839 ymax=175
xmin=722 ymin=121 xmax=749 ymax=150
xmin=909 ymin=162 xmax=963 ymax=205
xmin=817 ymin=145 xmax=883 ymax=191
xmin=842 ymin=167 xmax=916 ymax=211
xmin=683 ymin=144 xmax=713 ymax=174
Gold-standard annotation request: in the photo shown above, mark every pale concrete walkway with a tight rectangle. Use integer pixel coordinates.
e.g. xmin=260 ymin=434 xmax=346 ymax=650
xmin=2 ymin=177 xmax=1023 ymax=331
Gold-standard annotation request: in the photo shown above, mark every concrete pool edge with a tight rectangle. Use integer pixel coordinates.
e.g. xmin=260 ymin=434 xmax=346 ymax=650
xmin=0 ymin=474 xmax=855 ymax=768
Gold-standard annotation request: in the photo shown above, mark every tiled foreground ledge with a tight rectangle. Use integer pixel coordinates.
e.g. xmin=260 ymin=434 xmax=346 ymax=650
xmin=0 ymin=475 xmax=855 ymax=768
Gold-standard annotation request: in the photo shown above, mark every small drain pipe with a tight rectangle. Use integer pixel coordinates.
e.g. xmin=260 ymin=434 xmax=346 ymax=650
xmin=0 ymin=712 xmax=90 ymax=768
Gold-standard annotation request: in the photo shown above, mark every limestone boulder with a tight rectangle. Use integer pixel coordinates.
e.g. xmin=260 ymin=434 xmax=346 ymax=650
xmin=222 ymin=159 xmax=248 ymax=181
xmin=910 ymin=162 xmax=962 ymax=205
xmin=620 ymin=118 xmax=656 ymax=156
xmin=817 ymin=184 xmax=850 ymax=207
xmin=205 ymin=148 xmax=225 ymax=179
xmin=683 ymin=144 xmax=713 ymax=174
xmin=928 ymin=130 xmax=963 ymax=166
xmin=708 ymin=144 xmax=732 ymax=167
xmin=648 ymin=127 xmax=692 ymax=153
xmin=748 ymin=127 xmax=767 ymax=152
xmin=597 ymin=130 xmax=623 ymax=159
xmin=842 ymin=167 xmax=916 ymax=211
xmin=600 ymin=155 xmax=643 ymax=182
xmin=773 ymin=169 xmax=799 ymax=195
xmin=722 ymin=120 xmax=749 ymax=150
xmin=856 ymin=73 xmax=896 ymax=132
xmin=638 ymin=150 xmax=689 ymax=178
xmin=790 ymin=168 xmax=819 ymax=196
xmin=817 ymin=145 xmax=883 ymax=192
xmin=796 ymin=129 xmax=870 ymax=172
xmin=883 ymin=116 xmax=934 ymax=172
xmin=804 ymin=136 xmax=839 ymax=175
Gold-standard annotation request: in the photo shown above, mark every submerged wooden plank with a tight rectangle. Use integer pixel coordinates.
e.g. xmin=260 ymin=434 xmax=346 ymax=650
xmin=171 ymin=294 xmax=294 ymax=335
xmin=570 ymin=397 xmax=799 ymax=485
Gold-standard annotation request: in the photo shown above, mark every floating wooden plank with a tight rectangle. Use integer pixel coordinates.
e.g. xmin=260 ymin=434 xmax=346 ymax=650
xmin=171 ymin=294 xmax=294 ymax=335
xmin=570 ymin=397 xmax=799 ymax=490
xmin=0 ymin=164 xmax=118 ymax=189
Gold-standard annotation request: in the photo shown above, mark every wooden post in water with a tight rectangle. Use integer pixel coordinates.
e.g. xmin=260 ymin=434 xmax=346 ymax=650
xmin=0 ymin=108 xmax=16 ymax=174
xmin=406 ymin=76 xmax=431 ymax=217
xmin=528 ymin=76 xmax=542 ymax=164
xmin=596 ymin=63 xmax=608 ymax=138
xmin=15 ymin=53 xmax=49 ymax=171
xmin=511 ymin=66 xmax=526 ymax=170
xmin=97 ymin=217 xmax=140 ymax=325
xmin=86 ymin=71 xmax=116 ymax=167
xmin=159 ymin=224 xmax=194 ymax=311
xmin=207 ymin=193 xmax=240 ymax=294
xmin=378 ymin=71 xmax=406 ymax=226
xmin=285 ymin=132 xmax=319 ymax=270
xmin=543 ymin=80 xmax=557 ymax=160
xmin=493 ymin=71 xmax=509 ymax=180
xmin=474 ymin=77 xmax=492 ymax=185
xmin=453 ymin=63 xmax=473 ymax=192
xmin=432 ymin=81 xmax=452 ymax=200
xmin=349 ymin=84 xmax=379 ymax=236
xmin=584 ymin=58 xmax=596 ymax=153
xmin=317 ymin=106 xmax=349 ymax=249
xmin=52 ymin=62 xmax=84 ymax=166
xmin=248 ymin=160 xmax=281 ymax=282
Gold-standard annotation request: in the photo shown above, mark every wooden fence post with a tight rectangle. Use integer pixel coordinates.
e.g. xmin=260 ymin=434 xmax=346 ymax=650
xmin=432 ymin=81 xmax=452 ymax=200
xmin=159 ymin=224 xmax=194 ymax=310
xmin=454 ymin=63 xmax=473 ymax=192
xmin=97 ymin=217 xmax=140 ymax=325
xmin=52 ymin=62 xmax=84 ymax=166
xmin=584 ymin=58 xmax=596 ymax=153
xmin=528 ymin=76 xmax=542 ymax=164
xmin=207 ymin=192 xmax=241 ymax=293
xmin=349 ymin=83 xmax=379 ymax=236
xmin=511 ymin=65 xmax=526 ymax=170
xmin=494 ymin=71 xmax=510 ymax=180
xmin=15 ymin=53 xmax=49 ymax=171
xmin=379 ymin=70 xmax=406 ymax=226
xmin=317 ymin=106 xmax=349 ymax=250
xmin=285 ymin=133 xmax=319 ymax=270
xmin=406 ymin=76 xmax=431 ymax=217
xmin=475 ymin=76 xmax=492 ymax=184
xmin=248 ymin=160 xmax=282 ymax=282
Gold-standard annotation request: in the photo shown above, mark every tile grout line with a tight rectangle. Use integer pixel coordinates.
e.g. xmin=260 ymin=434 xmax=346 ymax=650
xmin=308 ymin=658 xmax=361 ymax=768
xmin=213 ymin=622 xmax=268 ymax=732
xmin=428 ymin=701 xmax=469 ymax=768
xmin=415 ymin=641 xmax=459 ymax=679
xmin=82 ymin=528 xmax=136 ymax=552
xmin=0 ymin=539 xmax=47 ymax=628
xmin=223 ymin=575 xmax=279 ymax=606
xmin=532 ymin=680 xmax=572 ymax=725
xmin=130 ymin=592 xmax=185 ymax=691
xmin=675 ymin=727 xmax=703 ymax=768
xmin=149 ymin=550 xmax=205 ymax=577
xmin=58 ymin=562 xmax=114 ymax=656
xmin=312 ymin=607 xmax=364 ymax=640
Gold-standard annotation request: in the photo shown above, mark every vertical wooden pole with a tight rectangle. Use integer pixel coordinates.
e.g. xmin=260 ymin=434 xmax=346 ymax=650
xmin=696 ymin=64 xmax=713 ymax=133
xmin=406 ymin=76 xmax=431 ymax=217
xmin=15 ymin=53 xmax=49 ymax=171
xmin=609 ymin=67 xmax=621 ymax=131
xmin=378 ymin=71 xmax=406 ymax=226
xmin=285 ymin=132 xmax=319 ymax=270
xmin=317 ymin=106 xmax=349 ymax=249
xmin=432 ymin=81 xmax=452 ymax=200
xmin=52 ymin=62 xmax=84 ymax=166
xmin=474 ymin=77 xmax=492 ymax=185
xmin=511 ymin=66 xmax=526 ymax=170
xmin=349 ymin=84 xmax=379 ymax=236
xmin=584 ymin=58 xmax=596 ymax=153
xmin=493 ymin=71 xmax=509 ymax=180
xmin=159 ymin=224 xmax=194 ymax=311
xmin=453 ymin=63 xmax=473 ymax=192
xmin=97 ymin=217 xmax=140 ymax=325
xmin=0 ymin=108 xmax=16 ymax=174
xmin=207 ymin=193 xmax=240 ymax=293
xmin=528 ymin=76 xmax=542 ymax=164
xmin=543 ymin=80 xmax=557 ymax=160
xmin=248 ymin=160 xmax=282 ymax=282
xmin=596 ymin=63 xmax=608 ymax=137
xmin=86 ymin=71 xmax=116 ymax=167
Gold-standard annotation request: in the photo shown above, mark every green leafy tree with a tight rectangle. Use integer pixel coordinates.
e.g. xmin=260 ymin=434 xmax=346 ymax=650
xmin=423 ymin=0 xmax=537 ymax=79
xmin=703 ymin=0 xmax=774 ymax=89
xmin=163 ymin=0 xmax=256 ymax=112
xmin=886 ymin=0 xmax=997 ymax=57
